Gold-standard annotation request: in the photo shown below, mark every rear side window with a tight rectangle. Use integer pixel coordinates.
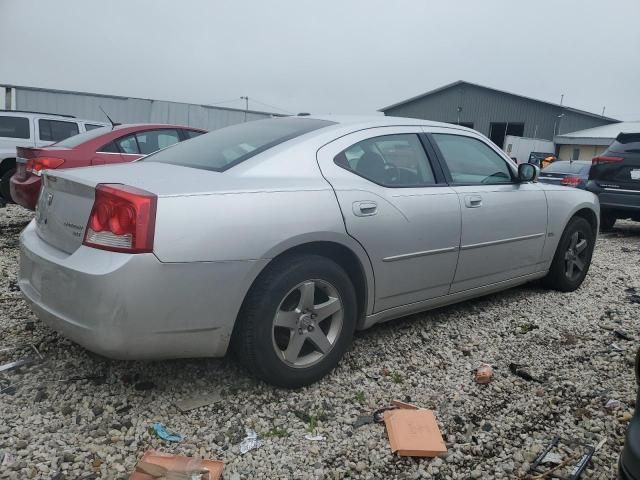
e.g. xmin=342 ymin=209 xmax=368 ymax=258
xmin=334 ymin=134 xmax=436 ymax=187
xmin=98 ymin=141 xmax=119 ymax=153
xmin=116 ymin=135 xmax=140 ymax=154
xmin=135 ymin=129 xmax=180 ymax=155
xmin=84 ymin=123 xmax=104 ymax=131
xmin=0 ymin=116 xmax=30 ymax=139
xmin=608 ymin=133 xmax=640 ymax=153
xmin=39 ymin=119 xmax=79 ymax=142
xmin=144 ymin=118 xmax=334 ymax=171
xmin=432 ymin=134 xmax=514 ymax=184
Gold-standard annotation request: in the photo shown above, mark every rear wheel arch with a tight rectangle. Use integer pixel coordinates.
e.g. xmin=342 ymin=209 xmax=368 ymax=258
xmin=239 ymin=240 xmax=371 ymax=332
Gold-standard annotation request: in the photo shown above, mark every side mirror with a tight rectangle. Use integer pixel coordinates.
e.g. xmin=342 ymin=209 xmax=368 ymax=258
xmin=518 ymin=163 xmax=539 ymax=183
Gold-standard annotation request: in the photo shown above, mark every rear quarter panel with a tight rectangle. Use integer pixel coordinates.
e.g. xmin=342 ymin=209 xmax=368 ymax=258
xmin=153 ymin=189 xmax=350 ymax=262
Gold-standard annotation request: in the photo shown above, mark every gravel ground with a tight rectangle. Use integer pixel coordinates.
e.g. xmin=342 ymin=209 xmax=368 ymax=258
xmin=1 ymin=204 xmax=638 ymax=480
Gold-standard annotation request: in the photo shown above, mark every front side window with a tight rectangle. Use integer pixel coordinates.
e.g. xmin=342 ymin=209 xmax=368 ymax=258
xmin=116 ymin=135 xmax=140 ymax=154
xmin=135 ymin=129 xmax=180 ymax=155
xmin=432 ymin=134 xmax=513 ymax=185
xmin=0 ymin=116 xmax=30 ymax=139
xmin=334 ymin=134 xmax=436 ymax=187
xmin=38 ymin=119 xmax=79 ymax=142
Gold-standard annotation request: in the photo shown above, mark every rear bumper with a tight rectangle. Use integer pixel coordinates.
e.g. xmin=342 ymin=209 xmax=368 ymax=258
xmin=10 ymin=174 xmax=41 ymax=210
xmin=19 ymin=221 xmax=266 ymax=360
xmin=587 ymin=181 xmax=640 ymax=213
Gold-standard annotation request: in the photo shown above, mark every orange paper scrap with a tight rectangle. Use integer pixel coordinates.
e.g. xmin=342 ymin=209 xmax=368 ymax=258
xmin=384 ymin=409 xmax=447 ymax=457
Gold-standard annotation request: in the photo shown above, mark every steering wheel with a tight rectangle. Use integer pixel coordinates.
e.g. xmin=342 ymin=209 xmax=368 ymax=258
xmin=383 ymin=163 xmax=400 ymax=184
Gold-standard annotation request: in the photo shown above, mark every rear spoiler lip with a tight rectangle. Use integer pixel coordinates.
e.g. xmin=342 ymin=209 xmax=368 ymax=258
xmin=16 ymin=146 xmax=68 ymax=159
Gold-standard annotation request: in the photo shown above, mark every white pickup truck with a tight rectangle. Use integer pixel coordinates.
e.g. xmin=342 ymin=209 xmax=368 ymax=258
xmin=0 ymin=110 xmax=107 ymax=202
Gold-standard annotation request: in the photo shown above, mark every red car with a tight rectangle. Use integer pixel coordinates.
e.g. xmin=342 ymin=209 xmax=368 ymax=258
xmin=10 ymin=124 xmax=206 ymax=210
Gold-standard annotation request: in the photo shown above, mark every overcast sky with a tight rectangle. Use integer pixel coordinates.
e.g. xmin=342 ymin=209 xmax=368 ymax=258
xmin=2 ymin=0 xmax=639 ymax=119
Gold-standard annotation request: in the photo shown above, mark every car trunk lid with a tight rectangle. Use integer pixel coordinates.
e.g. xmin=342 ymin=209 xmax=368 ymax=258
xmin=34 ymin=162 xmax=230 ymax=254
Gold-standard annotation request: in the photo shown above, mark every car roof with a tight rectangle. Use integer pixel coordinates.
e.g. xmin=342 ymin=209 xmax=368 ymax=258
xmin=109 ymin=123 xmax=207 ymax=132
xmin=305 ymin=114 xmax=475 ymax=132
xmin=0 ymin=110 xmax=108 ymax=124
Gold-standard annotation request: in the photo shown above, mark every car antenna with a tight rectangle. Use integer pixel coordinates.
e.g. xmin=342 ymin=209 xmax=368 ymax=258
xmin=99 ymin=106 xmax=120 ymax=129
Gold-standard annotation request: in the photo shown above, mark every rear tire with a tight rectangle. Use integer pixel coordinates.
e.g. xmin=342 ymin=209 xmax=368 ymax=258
xmin=233 ymin=253 xmax=357 ymax=388
xmin=0 ymin=168 xmax=15 ymax=203
xmin=542 ymin=216 xmax=595 ymax=292
xmin=600 ymin=211 xmax=617 ymax=231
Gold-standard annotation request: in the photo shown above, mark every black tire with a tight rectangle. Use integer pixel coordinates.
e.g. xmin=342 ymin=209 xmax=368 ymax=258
xmin=0 ymin=168 xmax=15 ymax=203
xmin=600 ymin=211 xmax=617 ymax=232
xmin=233 ymin=253 xmax=357 ymax=388
xmin=542 ymin=216 xmax=595 ymax=292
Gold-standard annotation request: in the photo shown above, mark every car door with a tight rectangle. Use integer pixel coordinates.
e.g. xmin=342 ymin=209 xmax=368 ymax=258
xmin=428 ymin=129 xmax=548 ymax=293
xmin=317 ymin=127 xmax=461 ymax=312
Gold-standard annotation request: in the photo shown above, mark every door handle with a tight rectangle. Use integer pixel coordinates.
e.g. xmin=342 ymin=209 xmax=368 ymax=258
xmin=353 ymin=201 xmax=378 ymax=217
xmin=464 ymin=195 xmax=483 ymax=208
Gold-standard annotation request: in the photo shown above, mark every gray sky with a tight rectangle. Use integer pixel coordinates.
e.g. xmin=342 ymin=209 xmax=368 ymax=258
xmin=2 ymin=0 xmax=639 ymax=119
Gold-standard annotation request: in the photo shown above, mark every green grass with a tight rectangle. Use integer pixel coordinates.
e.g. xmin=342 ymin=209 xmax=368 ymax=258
xmin=354 ymin=391 xmax=366 ymax=403
xmin=263 ymin=427 xmax=289 ymax=438
xmin=391 ymin=372 xmax=404 ymax=384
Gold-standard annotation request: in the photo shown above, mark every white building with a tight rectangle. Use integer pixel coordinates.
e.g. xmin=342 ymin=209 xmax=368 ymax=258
xmin=554 ymin=121 xmax=640 ymax=160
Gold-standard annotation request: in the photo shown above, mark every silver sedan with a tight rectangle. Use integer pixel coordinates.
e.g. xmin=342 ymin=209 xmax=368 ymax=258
xmin=19 ymin=116 xmax=599 ymax=387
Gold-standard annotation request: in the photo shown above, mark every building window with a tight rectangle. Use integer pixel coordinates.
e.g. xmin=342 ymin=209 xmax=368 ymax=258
xmin=572 ymin=148 xmax=580 ymax=160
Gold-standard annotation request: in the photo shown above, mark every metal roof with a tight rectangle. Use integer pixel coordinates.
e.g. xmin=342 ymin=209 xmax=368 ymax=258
xmin=1 ymin=84 xmax=283 ymax=117
xmin=554 ymin=121 xmax=640 ymax=145
xmin=378 ymin=80 xmax=619 ymax=122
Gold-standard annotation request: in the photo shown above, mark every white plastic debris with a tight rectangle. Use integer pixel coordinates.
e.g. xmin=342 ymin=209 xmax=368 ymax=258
xmin=239 ymin=429 xmax=263 ymax=454
xmin=304 ymin=434 xmax=326 ymax=441
xmin=1 ymin=452 xmax=15 ymax=466
xmin=611 ymin=343 xmax=625 ymax=352
xmin=606 ymin=399 xmax=624 ymax=409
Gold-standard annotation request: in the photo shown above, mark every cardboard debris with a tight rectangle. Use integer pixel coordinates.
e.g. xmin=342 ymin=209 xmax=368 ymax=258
xmin=175 ymin=392 xmax=222 ymax=412
xmin=129 ymin=451 xmax=223 ymax=480
xmin=383 ymin=407 xmax=447 ymax=457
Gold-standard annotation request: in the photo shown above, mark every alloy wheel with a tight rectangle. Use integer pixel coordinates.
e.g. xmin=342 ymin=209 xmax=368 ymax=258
xmin=272 ymin=279 xmax=343 ymax=368
xmin=564 ymin=231 xmax=588 ymax=281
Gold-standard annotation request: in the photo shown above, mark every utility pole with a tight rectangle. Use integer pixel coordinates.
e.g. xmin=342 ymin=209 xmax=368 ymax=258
xmin=240 ymin=96 xmax=248 ymax=122
xmin=560 ymin=94 xmax=564 ymax=105
xmin=601 ymin=106 xmax=606 ymax=117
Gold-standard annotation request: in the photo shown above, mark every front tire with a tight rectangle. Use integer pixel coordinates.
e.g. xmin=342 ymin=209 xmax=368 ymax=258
xmin=542 ymin=216 xmax=595 ymax=292
xmin=233 ymin=253 xmax=357 ymax=388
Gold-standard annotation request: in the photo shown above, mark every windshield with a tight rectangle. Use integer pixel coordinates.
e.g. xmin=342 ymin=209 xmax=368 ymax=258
xmin=542 ymin=161 xmax=590 ymax=174
xmin=54 ymin=127 xmax=111 ymax=148
xmin=143 ymin=117 xmax=334 ymax=171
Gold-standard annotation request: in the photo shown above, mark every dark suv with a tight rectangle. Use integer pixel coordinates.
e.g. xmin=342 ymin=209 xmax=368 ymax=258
xmin=587 ymin=132 xmax=640 ymax=230
xmin=619 ymin=347 xmax=639 ymax=479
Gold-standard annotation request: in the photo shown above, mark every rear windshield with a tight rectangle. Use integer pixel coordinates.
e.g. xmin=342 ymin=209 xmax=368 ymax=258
xmin=543 ymin=161 xmax=590 ymax=174
xmin=143 ymin=117 xmax=334 ymax=171
xmin=54 ymin=126 xmax=111 ymax=148
xmin=608 ymin=133 xmax=640 ymax=153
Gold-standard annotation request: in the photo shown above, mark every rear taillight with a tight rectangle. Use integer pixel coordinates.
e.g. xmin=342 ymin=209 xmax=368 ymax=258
xmin=592 ymin=155 xmax=624 ymax=165
xmin=83 ymin=184 xmax=157 ymax=253
xmin=561 ymin=176 xmax=582 ymax=187
xmin=27 ymin=157 xmax=65 ymax=175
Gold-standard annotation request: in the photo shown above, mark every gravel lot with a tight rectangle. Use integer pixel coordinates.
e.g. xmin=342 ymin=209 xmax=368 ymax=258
xmin=1 ymin=204 xmax=638 ymax=479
